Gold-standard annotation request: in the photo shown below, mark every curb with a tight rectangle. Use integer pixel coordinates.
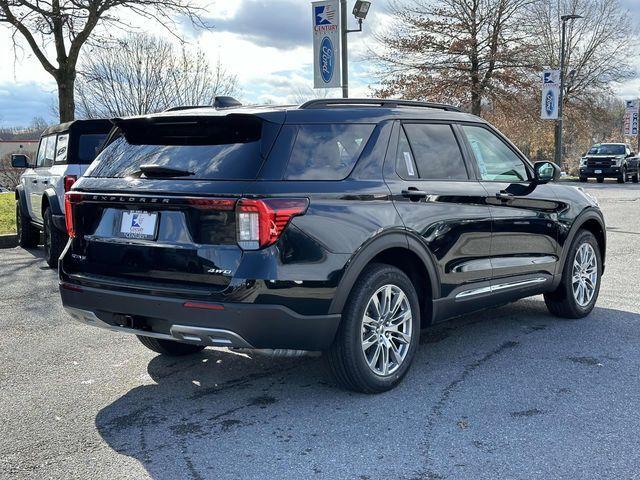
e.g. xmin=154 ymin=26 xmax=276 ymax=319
xmin=0 ymin=234 xmax=18 ymax=249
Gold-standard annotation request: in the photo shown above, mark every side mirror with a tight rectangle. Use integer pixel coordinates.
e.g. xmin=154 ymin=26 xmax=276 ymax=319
xmin=533 ymin=161 xmax=560 ymax=184
xmin=11 ymin=154 xmax=30 ymax=168
xmin=628 ymin=152 xmax=636 ymax=158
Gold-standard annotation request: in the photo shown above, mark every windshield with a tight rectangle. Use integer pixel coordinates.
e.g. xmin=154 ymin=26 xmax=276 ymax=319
xmin=587 ymin=144 xmax=626 ymax=155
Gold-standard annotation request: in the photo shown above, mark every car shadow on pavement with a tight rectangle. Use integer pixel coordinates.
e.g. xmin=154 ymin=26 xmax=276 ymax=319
xmin=94 ymin=299 xmax=640 ymax=480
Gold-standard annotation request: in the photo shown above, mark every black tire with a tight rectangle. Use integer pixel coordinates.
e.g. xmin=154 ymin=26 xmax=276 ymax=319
xmin=16 ymin=200 xmax=39 ymax=248
xmin=579 ymin=176 xmax=587 ymax=183
xmin=137 ymin=335 xmax=206 ymax=356
xmin=326 ymin=263 xmax=421 ymax=393
xmin=632 ymin=171 xmax=639 ymax=183
xmin=596 ymin=177 xmax=604 ymax=183
xmin=617 ymin=170 xmax=626 ymax=183
xmin=544 ymin=230 xmax=602 ymax=319
xmin=44 ymin=207 xmax=67 ymax=268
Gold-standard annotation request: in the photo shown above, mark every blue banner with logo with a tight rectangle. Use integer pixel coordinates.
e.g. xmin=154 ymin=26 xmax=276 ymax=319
xmin=540 ymin=69 xmax=560 ymax=120
xmin=312 ymin=0 xmax=341 ymax=89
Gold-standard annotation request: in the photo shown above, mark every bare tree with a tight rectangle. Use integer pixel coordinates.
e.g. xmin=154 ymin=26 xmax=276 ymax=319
xmin=374 ymin=0 xmax=536 ymax=115
xmin=75 ymin=34 xmax=239 ymax=118
xmin=291 ymin=86 xmax=336 ymax=104
xmin=0 ymin=152 xmax=24 ymax=190
xmin=526 ymin=0 xmax=637 ymax=106
xmin=0 ymin=0 xmax=211 ymax=123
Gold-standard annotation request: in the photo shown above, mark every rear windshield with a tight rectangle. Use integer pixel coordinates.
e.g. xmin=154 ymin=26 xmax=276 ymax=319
xmin=588 ymin=144 xmax=626 ymax=155
xmin=85 ymin=116 xmax=274 ymax=180
xmin=78 ymin=134 xmax=108 ymax=164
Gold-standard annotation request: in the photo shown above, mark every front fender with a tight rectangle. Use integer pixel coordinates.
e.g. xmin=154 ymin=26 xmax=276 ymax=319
xmin=557 ymin=207 xmax=606 ymax=279
xmin=15 ymin=185 xmax=30 ymax=220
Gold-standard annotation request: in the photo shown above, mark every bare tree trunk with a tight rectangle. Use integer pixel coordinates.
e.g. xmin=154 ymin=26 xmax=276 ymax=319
xmin=56 ymin=68 xmax=76 ymax=122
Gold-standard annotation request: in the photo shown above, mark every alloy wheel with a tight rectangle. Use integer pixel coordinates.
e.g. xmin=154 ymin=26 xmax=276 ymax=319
xmin=572 ymin=243 xmax=598 ymax=307
xmin=361 ymin=284 xmax=413 ymax=376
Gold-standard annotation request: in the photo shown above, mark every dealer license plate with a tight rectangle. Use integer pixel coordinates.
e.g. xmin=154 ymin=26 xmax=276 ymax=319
xmin=119 ymin=211 xmax=159 ymax=240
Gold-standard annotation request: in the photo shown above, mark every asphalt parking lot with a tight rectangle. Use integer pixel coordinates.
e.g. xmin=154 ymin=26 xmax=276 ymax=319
xmin=1 ymin=181 xmax=639 ymax=480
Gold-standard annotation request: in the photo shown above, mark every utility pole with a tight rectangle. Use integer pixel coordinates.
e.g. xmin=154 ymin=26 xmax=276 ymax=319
xmin=340 ymin=0 xmax=371 ymax=99
xmin=555 ymin=14 xmax=582 ymax=170
xmin=341 ymin=0 xmax=349 ymax=99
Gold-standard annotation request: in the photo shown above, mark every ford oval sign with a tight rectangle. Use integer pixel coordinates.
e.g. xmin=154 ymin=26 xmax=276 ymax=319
xmin=320 ymin=36 xmax=334 ymax=84
xmin=545 ymin=89 xmax=556 ymax=116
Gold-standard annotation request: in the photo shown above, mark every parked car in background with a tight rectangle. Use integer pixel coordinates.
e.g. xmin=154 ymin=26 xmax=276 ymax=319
xmin=12 ymin=119 xmax=112 ymax=267
xmin=579 ymin=143 xmax=639 ymax=184
xmin=59 ymin=99 xmax=605 ymax=393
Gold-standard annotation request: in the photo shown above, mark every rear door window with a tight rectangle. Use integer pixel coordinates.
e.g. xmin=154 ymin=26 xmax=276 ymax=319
xmin=402 ymin=124 xmax=468 ymax=180
xmin=285 ymin=124 xmax=375 ymax=180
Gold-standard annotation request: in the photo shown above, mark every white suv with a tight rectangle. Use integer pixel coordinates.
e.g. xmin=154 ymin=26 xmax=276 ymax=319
xmin=11 ymin=120 xmax=112 ymax=267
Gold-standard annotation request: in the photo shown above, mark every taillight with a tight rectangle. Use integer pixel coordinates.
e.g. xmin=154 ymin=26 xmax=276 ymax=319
xmin=64 ymin=175 xmax=77 ymax=192
xmin=64 ymin=192 xmax=83 ymax=238
xmin=236 ymin=198 xmax=308 ymax=250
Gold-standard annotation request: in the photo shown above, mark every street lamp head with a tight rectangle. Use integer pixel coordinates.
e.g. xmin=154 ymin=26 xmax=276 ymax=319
xmin=560 ymin=14 xmax=583 ymax=21
xmin=353 ymin=1 xmax=371 ymax=20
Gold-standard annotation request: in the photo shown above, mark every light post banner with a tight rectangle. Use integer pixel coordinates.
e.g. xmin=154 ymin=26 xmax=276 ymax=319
xmin=623 ymin=100 xmax=639 ymax=137
xmin=540 ymin=69 xmax=560 ymax=120
xmin=312 ymin=0 xmax=341 ymax=89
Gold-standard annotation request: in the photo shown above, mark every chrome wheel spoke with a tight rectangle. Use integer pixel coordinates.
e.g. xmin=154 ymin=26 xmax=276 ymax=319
xmin=389 ymin=330 xmax=411 ymax=344
xmin=389 ymin=341 xmax=403 ymax=365
xmin=362 ymin=333 xmax=377 ymax=351
xmin=368 ymin=344 xmax=382 ymax=370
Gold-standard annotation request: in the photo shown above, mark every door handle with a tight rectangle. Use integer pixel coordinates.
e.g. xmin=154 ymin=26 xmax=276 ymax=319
xmin=42 ymin=180 xmax=48 ymax=184
xmin=495 ymin=191 xmax=514 ymax=201
xmin=402 ymin=188 xmax=428 ymax=200
xmin=32 ymin=180 xmax=38 ymax=184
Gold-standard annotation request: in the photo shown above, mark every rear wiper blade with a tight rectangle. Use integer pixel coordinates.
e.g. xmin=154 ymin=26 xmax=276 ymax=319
xmin=138 ymin=164 xmax=195 ymax=177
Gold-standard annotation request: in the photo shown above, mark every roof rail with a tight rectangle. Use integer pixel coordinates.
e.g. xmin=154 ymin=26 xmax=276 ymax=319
xmin=163 ymin=105 xmax=212 ymax=112
xmin=299 ymin=98 xmax=461 ymax=112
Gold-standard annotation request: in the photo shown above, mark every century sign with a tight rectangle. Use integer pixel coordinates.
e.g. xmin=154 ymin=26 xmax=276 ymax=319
xmin=312 ymin=0 xmax=341 ymax=89
xmin=540 ymin=69 xmax=560 ymax=120
xmin=624 ymin=100 xmax=639 ymax=137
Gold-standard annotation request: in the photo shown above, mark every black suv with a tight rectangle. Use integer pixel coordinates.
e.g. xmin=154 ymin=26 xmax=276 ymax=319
xmin=59 ymin=99 xmax=606 ymax=393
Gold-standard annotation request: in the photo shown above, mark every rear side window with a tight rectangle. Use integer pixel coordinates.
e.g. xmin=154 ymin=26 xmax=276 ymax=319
xmin=402 ymin=124 xmax=468 ymax=180
xmin=78 ymin=134 xmax=108 ymax=164
xmin=285 ymin=124 xmax=375 ymax=180
xmin=55 ymin=134 xmax=69 ymax=164
xmin=86 ymin=116 xmax=272 ymax=180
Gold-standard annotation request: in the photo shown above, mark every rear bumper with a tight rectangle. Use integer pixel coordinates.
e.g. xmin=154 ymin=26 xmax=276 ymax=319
xmin=60 ymin=283 xmax=341 ymax=350
xmin=579 ymin=166 xmax=621 ymax=177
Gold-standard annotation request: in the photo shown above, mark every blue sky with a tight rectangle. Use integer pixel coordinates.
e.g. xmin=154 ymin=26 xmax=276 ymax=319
xmin=0 ymin=0 xmax=638 ymax=127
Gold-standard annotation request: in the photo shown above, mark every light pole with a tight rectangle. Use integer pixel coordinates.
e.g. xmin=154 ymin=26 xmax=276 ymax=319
xmin=555 ymin=13 xmax=582 ymax=170
xmin=340 ymin=0 xmax=371 ymax=98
